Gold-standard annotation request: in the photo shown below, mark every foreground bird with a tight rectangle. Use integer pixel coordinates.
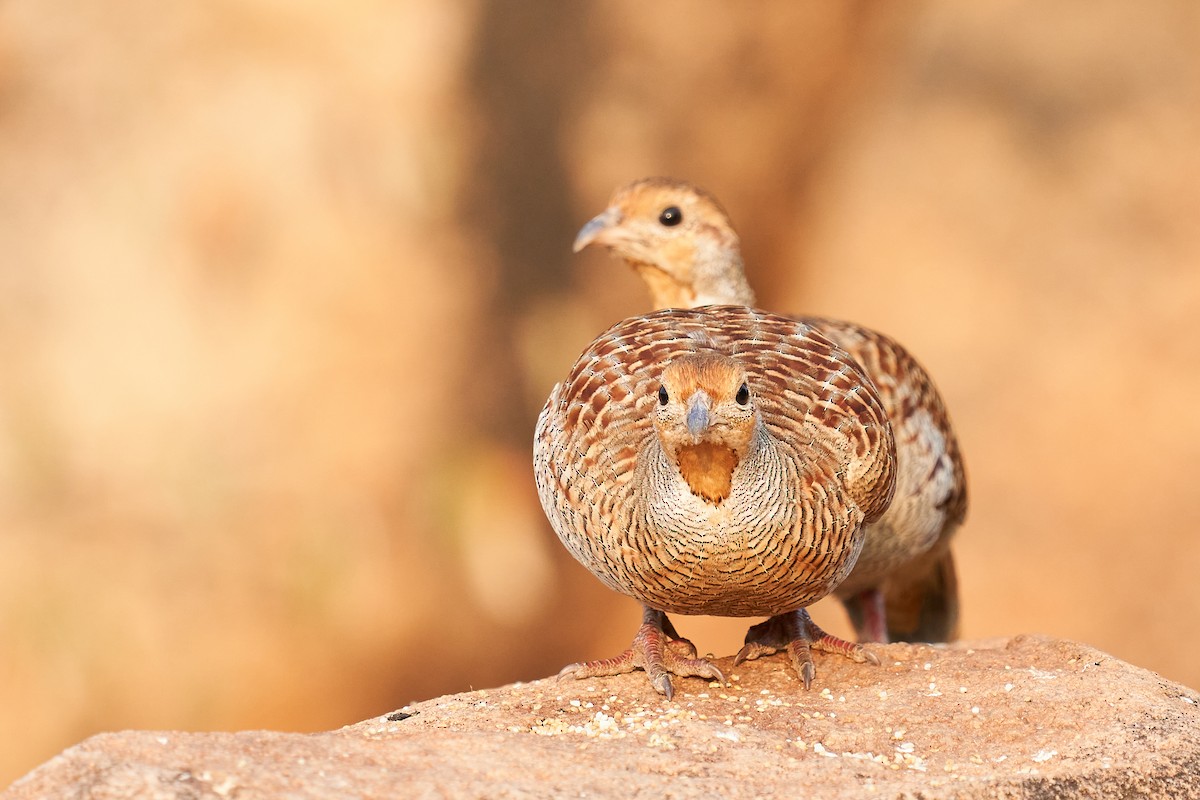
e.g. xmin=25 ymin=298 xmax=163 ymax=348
xmin=574 ymin=178 xmax=967 ymax=644
xmin=535 ymin=306 xmax=896 ymax=698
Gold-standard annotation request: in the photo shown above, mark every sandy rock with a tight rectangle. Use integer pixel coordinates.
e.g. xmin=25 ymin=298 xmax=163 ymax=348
xmin=5 ymin=636 xmax=1199 ymax=799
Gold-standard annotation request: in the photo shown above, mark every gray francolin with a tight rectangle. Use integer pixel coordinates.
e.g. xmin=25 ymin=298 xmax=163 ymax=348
xmin=534 ymin=305 xmax=896 ymax=698
xmin=574 ymin=178 xmax=968 ymax=645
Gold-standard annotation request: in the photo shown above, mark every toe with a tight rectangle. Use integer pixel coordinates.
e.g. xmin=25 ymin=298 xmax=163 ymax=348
xmin=800 ymin=660 xmax=815 ymax=690
xmin=733 ymin=641 xmax=777 ymax=665
xmin=556 ymin=649 xmax=638 ymax=681
xmin=667 ymin=637 xmax=699 ymax=659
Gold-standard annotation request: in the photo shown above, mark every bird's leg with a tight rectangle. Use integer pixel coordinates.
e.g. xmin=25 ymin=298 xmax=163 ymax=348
xmin=735 ymin=609 xmax=879 ymax=689
xmin=558 ymin=606 xmax=724 ymax=700
xmin=842 ymin=587 xmax=889 ymax=643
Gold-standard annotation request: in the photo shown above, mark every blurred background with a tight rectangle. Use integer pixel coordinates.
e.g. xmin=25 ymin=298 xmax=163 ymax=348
xmin=2 ymin=0 xmax=1198 ymax=786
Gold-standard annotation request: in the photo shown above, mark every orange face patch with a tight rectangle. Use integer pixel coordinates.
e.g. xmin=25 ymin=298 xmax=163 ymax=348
xmin=676 ymin=441 xmax=740 ymax=505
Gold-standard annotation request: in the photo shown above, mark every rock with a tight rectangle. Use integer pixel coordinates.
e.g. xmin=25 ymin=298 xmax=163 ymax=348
xmin=5 ymin=636 xmax=1199 ymax=799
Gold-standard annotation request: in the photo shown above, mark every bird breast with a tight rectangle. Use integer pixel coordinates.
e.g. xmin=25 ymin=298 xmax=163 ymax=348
xmin=620 ymin=430 xmax=867 ymax=616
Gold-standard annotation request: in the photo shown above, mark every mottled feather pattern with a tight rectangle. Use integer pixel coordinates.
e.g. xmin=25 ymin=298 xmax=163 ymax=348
xmin=535 ymin=306 xmax=896 ymax=618
xmin=797 ymin=317 xmax=967 ymax=598
xmin=571 ymin=177 xmax=969 ymax=644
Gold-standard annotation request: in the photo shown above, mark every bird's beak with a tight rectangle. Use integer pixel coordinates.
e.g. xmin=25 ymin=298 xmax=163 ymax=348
xmin=686 ymin=391 xmax=711 ymax=438
xmin=572 ymin=207 xmax=622 ymax=253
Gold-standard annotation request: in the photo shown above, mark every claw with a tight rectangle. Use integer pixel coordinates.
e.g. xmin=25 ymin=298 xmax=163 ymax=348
xmin=652 ymin=672 xmax=674 ymax=701
xmin=685 ymin=657 xmax=726 ymax=685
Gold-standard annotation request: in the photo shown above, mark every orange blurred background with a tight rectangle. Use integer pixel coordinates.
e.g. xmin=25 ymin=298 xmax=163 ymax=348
xmin=2 ymin=0 xmax=1198 ymax=786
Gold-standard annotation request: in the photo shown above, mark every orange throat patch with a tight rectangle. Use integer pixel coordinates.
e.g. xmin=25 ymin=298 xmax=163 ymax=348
xmin=676 ymin=442 xmax=739 ymax=506
xmin=633 ymin=262 xmax=696 ymax=309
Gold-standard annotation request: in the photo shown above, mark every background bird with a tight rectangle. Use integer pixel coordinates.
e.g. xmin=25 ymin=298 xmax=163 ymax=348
xmin=574 ymin=178 xmax=968 ymax=644
xmin=535 ymin=305 xmax=896 ymax=697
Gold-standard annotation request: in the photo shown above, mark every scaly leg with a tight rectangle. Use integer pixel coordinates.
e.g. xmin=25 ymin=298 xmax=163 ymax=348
xmin=842 ymin=587 xmax=889 ymax=643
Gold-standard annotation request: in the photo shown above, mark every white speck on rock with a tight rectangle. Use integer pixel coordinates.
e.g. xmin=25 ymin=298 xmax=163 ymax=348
xmin=813 ymin=742 xmax=837 ymax=758
xmin=212 ymin=775 xmax=238 ymax=797
xmin=1032 ymin=749 xmax=1058 ymax=763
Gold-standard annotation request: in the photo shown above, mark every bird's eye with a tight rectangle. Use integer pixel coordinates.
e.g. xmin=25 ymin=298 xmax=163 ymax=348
xmin=735 ymin=383 xmax=750 ymax=405
xmin=658 ymin=206 xmax=683 ymax=227
xmin=657 ymin=385 xmax=669 ymax=406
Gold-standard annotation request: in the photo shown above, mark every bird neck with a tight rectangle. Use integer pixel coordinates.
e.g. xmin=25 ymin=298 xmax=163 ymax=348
xmin=693 ymin=238 xmax=756 ymax=308
xmin=632 ymin=240 xmax=757 ymax=310
xmin=633 ymin=262 xmax=700 ymax=309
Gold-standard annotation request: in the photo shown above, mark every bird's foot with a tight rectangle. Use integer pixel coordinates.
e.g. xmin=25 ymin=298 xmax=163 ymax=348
xmin=558 ymin=609 xmax=722 ymax=700
xmin=734 ymin=609 xmax=878 ymax=689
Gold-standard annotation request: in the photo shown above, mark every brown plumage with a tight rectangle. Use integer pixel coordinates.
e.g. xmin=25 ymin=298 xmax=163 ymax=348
xmin=574 ymin=177 xmax=968 ymax=644
xmin=535 ymin=306 xmax=896 ymax=697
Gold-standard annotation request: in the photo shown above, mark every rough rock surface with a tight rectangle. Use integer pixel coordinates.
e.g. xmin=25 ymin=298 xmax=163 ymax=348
xmin=6 ymin=636 xmax=1199 ymax=799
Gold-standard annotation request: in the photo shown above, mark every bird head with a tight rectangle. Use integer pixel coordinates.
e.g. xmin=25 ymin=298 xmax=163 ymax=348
xmin=652 ymin=353 xmax=758 ymax=505
xmin=573 ymin=178 xmax=754 ymax=309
